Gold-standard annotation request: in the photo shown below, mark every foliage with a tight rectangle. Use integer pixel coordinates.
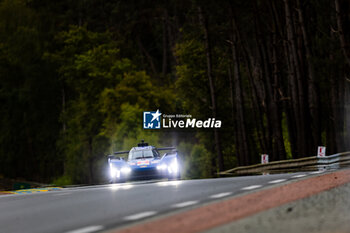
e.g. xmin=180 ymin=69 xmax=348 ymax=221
xmin=52 ymin=175 xmax=73 ymax=186
xmin=0 ymin=0 xmax=349 ymax=185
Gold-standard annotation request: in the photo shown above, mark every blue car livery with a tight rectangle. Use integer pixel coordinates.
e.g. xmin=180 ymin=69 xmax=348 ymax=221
xmin=108 ymin=140 xmax=180 ymax=183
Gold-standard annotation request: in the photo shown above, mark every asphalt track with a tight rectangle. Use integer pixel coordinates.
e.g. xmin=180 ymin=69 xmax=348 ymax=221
xmin=0 ymin=169 xmax=348 ymax=233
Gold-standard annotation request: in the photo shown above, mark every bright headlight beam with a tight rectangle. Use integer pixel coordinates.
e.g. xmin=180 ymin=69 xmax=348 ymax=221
xmin=171 ymin=162 xmax=178 ymax=171
xmin=121 ymin=166 xmax=131 ymax=174
xmin=110 ymin=166 xmax=118 ymax=178
xmin=157 ymin=164 xmax=167 ymax=170
xmin=169 ymin=158 xmax=179 ymax=174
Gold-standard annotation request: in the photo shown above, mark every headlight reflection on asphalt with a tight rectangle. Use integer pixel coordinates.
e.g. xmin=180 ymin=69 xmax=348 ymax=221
xmin=110 ymin=183 xmax=134 ymax=191
xmin=110 ymin=184 xmax=121 ymax=190
xmin=121 ymin=184 xmax=133 ymax=190
xmin=157 ymin=180 xmax=182 ymax=187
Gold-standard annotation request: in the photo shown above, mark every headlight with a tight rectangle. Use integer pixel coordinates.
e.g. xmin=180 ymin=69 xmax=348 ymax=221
xmin=157 ymin=164 xmax=167 ymax=170
xmin=168 ymin=158 xmax=179 ymax=174
xmin=121 ymin=166 xmax=131 ymax=174
xmin=110 ymin=166 xmax=120 ymax=178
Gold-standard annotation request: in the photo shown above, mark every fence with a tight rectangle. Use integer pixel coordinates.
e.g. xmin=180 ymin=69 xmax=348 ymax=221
xmin=219 ymin=151 xmax=350 ymax=176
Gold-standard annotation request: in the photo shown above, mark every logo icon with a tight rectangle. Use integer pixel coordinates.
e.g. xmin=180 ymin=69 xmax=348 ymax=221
xmin=143 ymin=110 xmax=162 ymax=129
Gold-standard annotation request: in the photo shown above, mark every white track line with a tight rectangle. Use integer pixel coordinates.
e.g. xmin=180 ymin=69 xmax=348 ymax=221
xmin=66 ymin=225 xmax=104 ymax=233
xmin=210 ymin=192 xmax=232 ymax=199
xmin=310 ymin=171 xmax=325 ymax=174
xmin=291 ymin=174 xmax=307 ymax=178
xmin=124 ymin=211 xmax=157 ymax=221
xmin=241 ymin=185 xmax=262 ymax=190
xmin=268 ymin=179 xmax=287 ymax=184
xmin=53 ymin=192 xmax=71 ymax=196
xmin=171 ymin=200 xmax=199 ymax=208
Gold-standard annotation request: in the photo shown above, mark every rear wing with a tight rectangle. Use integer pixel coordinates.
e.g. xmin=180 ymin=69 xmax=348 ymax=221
xmin=114 ymin=151 xmax=129 ymax=155
xmin=158 ymin=147 xmax=177 ymax=156
xmin=158 ymin=147 xmax=176 ymax=151
xmin=107 ymin=151 xmax=129 ymax=160
xmin=108 ymin=152 xmax=128 ymax=161
xmin=109 ymin=146 xmax=177 ymax=160
xmin=158 ymin=147 xmax=178 ymax=158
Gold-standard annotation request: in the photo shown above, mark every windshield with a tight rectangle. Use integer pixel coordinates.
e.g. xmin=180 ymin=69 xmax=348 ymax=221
xmin=129 ymin=150 xmax=154 ymax=160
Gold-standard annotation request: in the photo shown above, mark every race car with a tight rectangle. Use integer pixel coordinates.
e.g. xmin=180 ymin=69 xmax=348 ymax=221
xmin=108 ymin=140 xmax=181 ymax=183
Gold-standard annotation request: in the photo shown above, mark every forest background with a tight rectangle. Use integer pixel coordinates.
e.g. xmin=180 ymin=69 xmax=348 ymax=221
xmin=0 ymin=0 xmax=349 ymax=185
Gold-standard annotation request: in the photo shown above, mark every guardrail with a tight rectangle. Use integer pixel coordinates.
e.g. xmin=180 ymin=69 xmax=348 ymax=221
xmin=219 ymin=151 xmax=350 ymax=175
